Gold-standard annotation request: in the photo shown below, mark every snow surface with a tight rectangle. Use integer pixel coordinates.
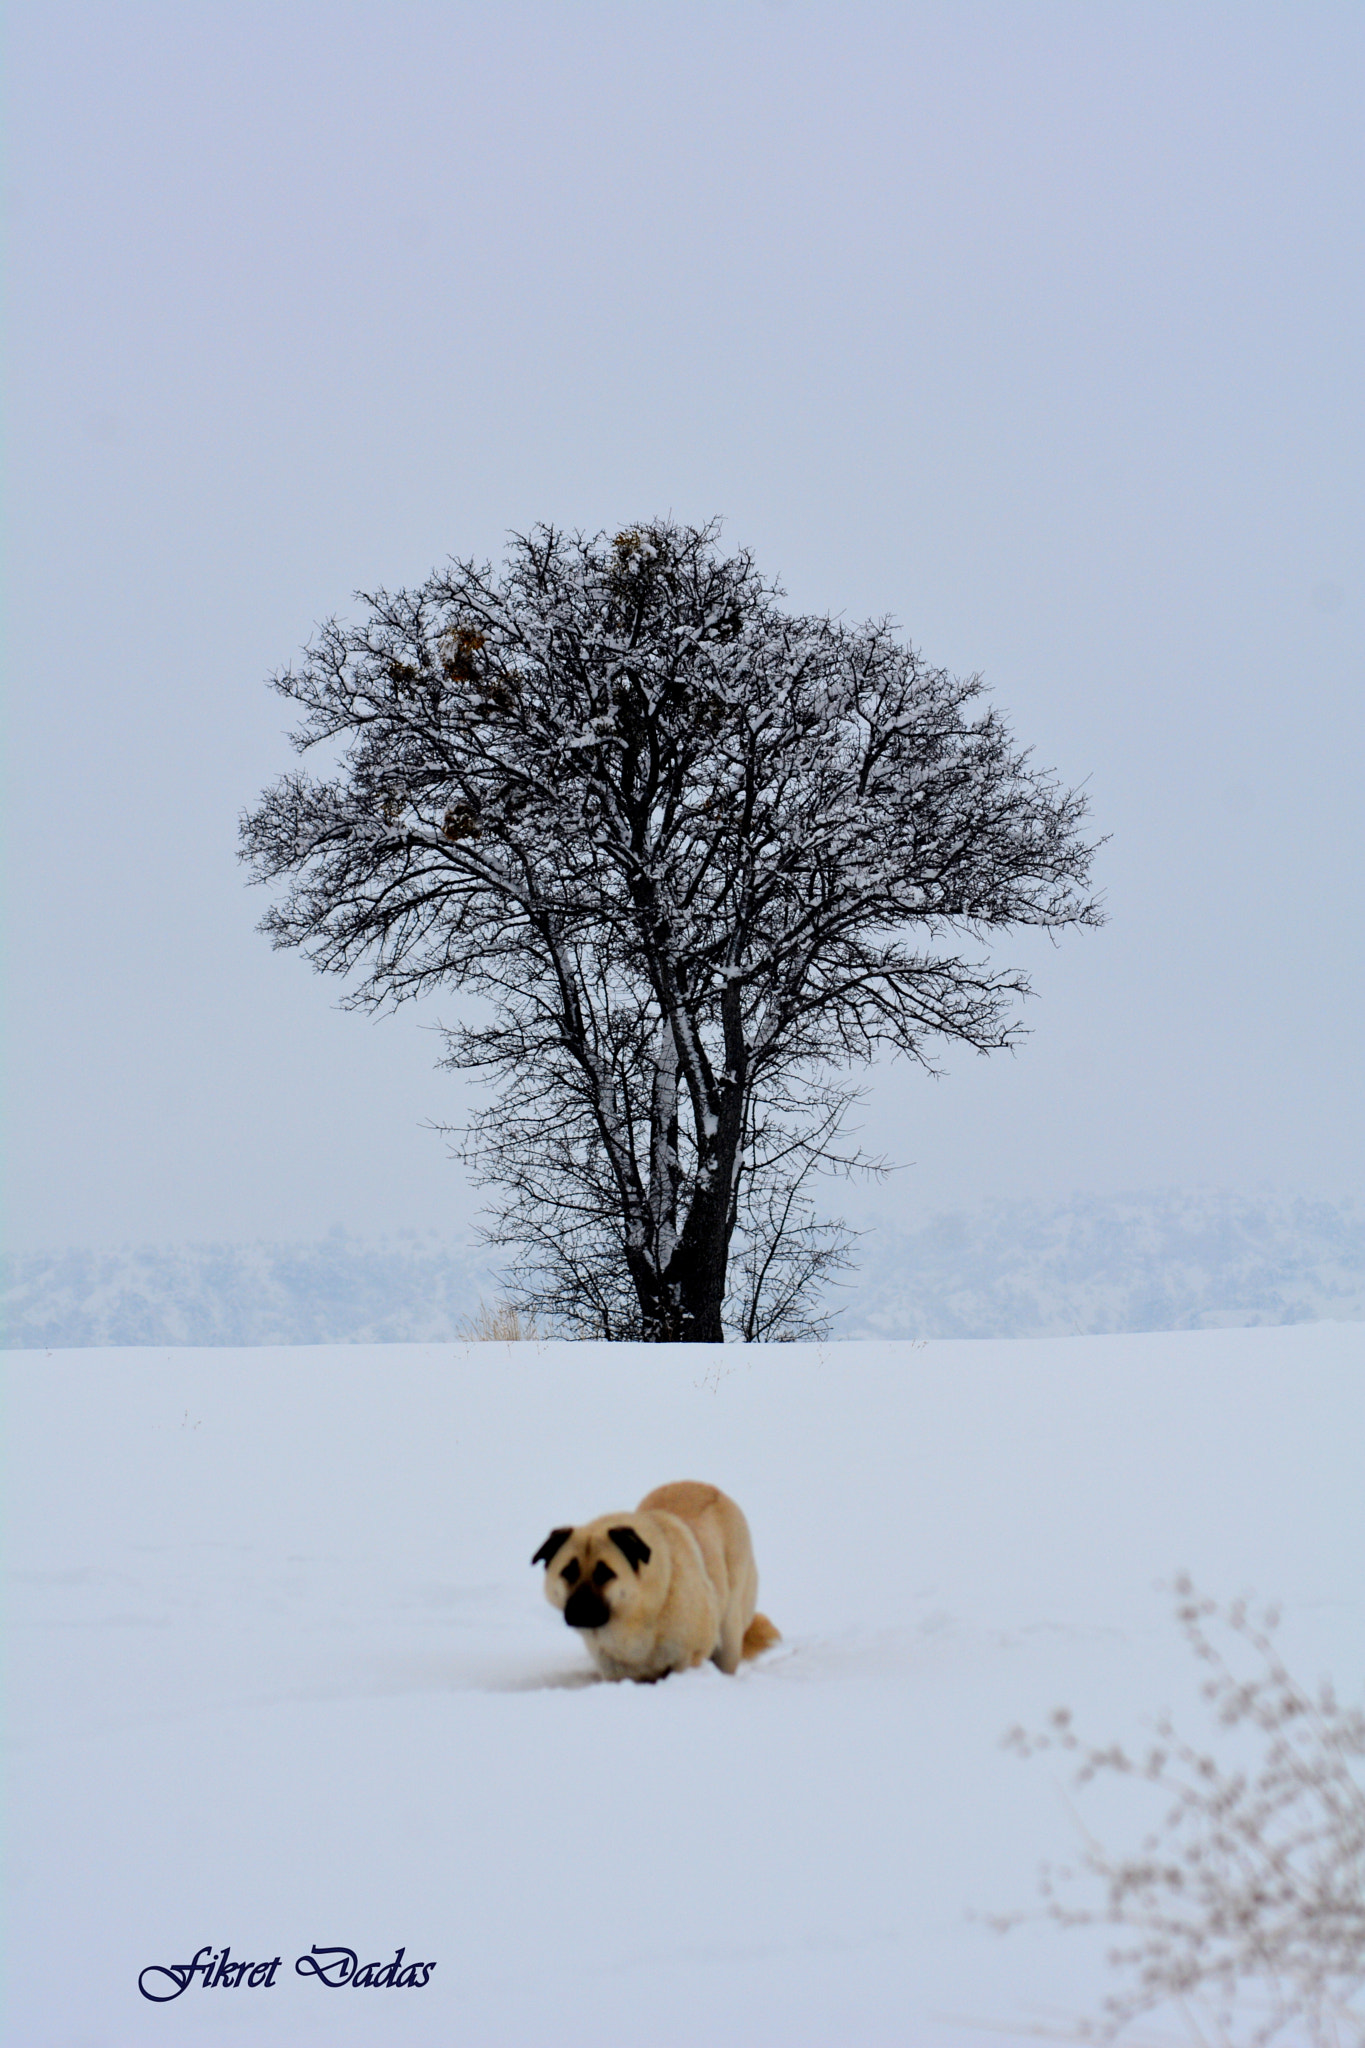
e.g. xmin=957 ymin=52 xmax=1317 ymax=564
xmin=5 ymin=1325 xmax=1363 ymax=2045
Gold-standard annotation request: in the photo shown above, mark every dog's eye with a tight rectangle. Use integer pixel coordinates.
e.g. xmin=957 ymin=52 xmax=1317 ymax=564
xmin=592 ymin=1561 xmax=617 ymax=1588
xmin=560 ymin=1559 xmax=580 ymax=1585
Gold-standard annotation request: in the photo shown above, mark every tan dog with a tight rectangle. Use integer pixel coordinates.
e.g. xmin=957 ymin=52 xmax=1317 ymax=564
xmin=532 ymin=1480 xmax=780 ymax=1682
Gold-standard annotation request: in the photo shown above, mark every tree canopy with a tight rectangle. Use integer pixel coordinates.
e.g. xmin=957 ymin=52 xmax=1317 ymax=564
xmin=241 ymin=520 xmax=1102 ymax=1341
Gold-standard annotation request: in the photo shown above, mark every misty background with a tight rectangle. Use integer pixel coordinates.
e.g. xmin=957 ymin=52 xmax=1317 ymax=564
xmin=5 ymin=3 xmax=1361 ymax=1339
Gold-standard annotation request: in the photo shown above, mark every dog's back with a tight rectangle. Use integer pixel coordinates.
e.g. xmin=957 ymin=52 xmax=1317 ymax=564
xmin=637 ymin=1481 xmax=778 ymax=1672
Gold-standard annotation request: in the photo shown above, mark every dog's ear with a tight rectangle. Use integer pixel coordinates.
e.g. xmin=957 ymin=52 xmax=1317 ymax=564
xmin=532 ymin=1527 xmax=573 ymax=1567
xmin=608 ymin=1525 xmax=652 ymax=1572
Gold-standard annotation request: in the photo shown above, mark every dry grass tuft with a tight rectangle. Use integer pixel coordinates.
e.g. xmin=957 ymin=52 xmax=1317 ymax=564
xmin=455 ymin=1300 xmax=541 ymax=1342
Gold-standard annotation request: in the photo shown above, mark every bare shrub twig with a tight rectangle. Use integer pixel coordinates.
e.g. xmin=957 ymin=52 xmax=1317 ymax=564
xmin=995 ymin=1578 xmax=1365 ymax=2045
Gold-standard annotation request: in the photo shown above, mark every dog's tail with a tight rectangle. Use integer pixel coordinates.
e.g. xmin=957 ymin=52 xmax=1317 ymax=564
xmin=741 ymin=1612 xmax=781 ymax=1660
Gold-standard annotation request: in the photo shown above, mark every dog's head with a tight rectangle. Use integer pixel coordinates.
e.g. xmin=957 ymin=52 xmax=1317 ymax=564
xmin=532 ymin=1519 xmax=654 ymax=1633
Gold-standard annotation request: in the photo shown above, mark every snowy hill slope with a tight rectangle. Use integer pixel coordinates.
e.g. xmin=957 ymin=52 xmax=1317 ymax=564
xmin=0 ymin=1228 xmax=496 ymax=1350
xmin=5 ymin=1325 xmax=1362 ymax=2045
xmin=3 ymin=1189 xmax=1361 ymax=1348
xmin=840 ymin=1186 xmax=1365 ymax=1338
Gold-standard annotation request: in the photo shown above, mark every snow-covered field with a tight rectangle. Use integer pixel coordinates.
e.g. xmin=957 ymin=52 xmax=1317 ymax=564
xmin=5 ymin=1326 xmax=1362 ymax=2045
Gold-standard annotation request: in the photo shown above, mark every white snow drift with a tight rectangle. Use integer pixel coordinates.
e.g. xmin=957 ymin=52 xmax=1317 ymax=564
xmin=5 ymin=1325 xmax=1362 ymax=2044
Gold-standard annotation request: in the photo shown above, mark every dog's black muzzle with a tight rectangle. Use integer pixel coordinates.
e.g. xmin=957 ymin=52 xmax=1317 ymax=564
xmin=563 ymin=1583 xmax=611 ymax=1630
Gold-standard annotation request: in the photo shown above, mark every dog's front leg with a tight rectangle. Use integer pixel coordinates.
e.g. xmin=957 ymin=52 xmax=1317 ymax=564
xmin=713 ymin=1614 xmax=744 ymax=1675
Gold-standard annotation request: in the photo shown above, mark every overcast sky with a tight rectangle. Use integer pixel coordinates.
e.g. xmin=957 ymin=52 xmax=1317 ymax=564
xmin=6 ymin=1 xmax=1361 ymax=1255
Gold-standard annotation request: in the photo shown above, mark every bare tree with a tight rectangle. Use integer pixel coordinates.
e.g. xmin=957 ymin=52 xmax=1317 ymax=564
xmin=240 ymin=520 xmax=1101 ymax=1341
xmin=446 ymin=1000 xmax=863 ymax=1341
